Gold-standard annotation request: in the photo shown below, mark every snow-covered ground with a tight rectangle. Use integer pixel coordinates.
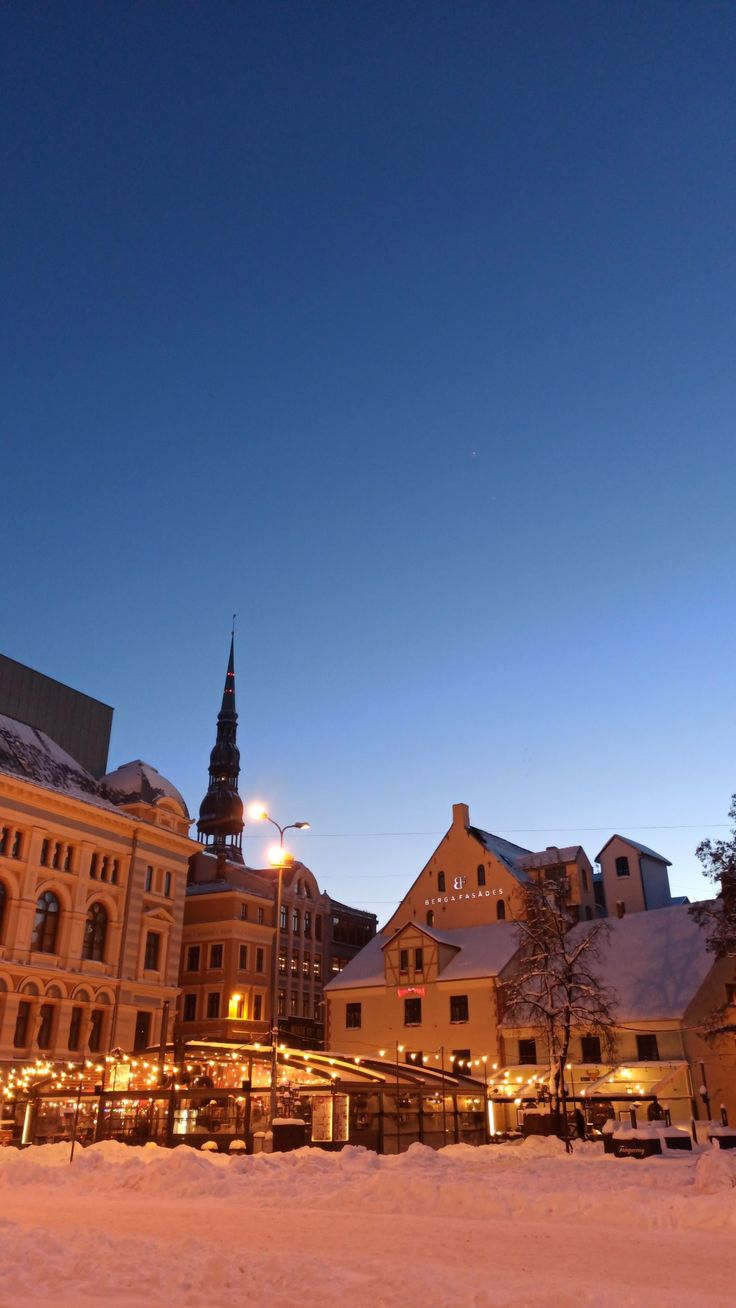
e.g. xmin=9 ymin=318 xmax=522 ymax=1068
xmin=1 ymin=1136 xmax=735 ymax=1307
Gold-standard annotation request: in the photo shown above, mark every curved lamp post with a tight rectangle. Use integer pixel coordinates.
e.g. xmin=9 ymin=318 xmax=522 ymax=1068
xmin=247 ymin=804 xmax=310 ymax=1128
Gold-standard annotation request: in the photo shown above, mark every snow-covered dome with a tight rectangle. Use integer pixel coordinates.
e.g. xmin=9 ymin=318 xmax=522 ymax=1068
xmin=100 ymin=760 xmax=190 ymax=819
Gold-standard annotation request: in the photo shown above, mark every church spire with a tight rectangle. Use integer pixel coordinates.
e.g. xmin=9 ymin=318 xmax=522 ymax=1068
xmin=197 ymin=632 xmax=244 ymax=863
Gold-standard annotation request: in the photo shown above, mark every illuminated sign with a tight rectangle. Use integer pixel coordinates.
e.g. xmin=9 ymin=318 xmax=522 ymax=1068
xmin=424 ymin=888 xmax=504 ymax=907
xmin=397 ymin=985 xmax=426 ymax=998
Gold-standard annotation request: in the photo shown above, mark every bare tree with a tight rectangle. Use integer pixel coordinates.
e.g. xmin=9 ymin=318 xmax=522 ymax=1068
xmin=690 ymin=794 xmax=736 ymax=960
xmin=502 ymin=876 xmax=617 ymax=1140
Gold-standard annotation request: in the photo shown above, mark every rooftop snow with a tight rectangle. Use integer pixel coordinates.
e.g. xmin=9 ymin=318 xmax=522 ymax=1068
xmin=0 ymin=712 xmax=119 ymax=812
xmin=325 ymin=921 xmax=522 ymax=991
xmin=101 ymin=759 xmax=190 ymax=818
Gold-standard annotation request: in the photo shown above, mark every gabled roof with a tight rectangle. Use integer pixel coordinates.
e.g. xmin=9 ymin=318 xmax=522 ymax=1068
xmin=518 ymin=846 xmax=584 ymax=871
xmin=467 ymin=827 xmax=533 ymax=881
xmin=595 ymin=834 xmax=671 ymax=865
xmin=325 ymin=921 xmax=521 ymax=992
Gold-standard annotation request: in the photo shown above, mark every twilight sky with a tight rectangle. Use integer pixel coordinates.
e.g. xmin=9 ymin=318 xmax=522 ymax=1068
xmin=2 ymin=1 xmax=734 ymax=921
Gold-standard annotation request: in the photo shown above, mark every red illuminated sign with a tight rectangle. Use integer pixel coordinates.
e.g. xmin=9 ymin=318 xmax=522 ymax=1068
xmin=397 ymin=985 xmax=426 ymax=998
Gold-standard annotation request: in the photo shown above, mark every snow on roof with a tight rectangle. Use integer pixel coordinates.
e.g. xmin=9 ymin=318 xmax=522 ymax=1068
xmin=468 ymin=827 xmax=533 ymax=881
xmin=567 ymin=903 xmax=712 ymax=1023
xmin=325 ymin=921 xmax=522 ymax=991
xmin=518 ymin=846 xmax=584 ymax=870
xmin=0 ymin=712 xmax=118 ymax=812
xmin=100 ymin=760 xmax=190 ymax=818
xmin=595 ymin=835 xmax=672 ymax=865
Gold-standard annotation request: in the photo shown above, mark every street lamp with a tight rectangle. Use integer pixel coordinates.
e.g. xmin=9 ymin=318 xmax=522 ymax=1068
xmin=247 ymin=803 xmax=310 ymax=1129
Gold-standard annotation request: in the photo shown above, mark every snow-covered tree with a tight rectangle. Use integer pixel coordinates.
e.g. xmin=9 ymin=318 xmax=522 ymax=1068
xmin=502 ymin=876 xmax=617 ymax=1139
xmin=690 ymin=794 xmax=736 ymax=960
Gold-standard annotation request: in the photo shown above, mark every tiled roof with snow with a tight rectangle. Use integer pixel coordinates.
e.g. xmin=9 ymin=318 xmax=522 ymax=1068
xmin=595 ymin=835 xmax=672 ymax=865
xmin=0 ymin=712 xmax=118 ymax=811
xmin=518 ymin=846 xmax=584 ymax=870
xmin=100 ymin=760 xmax=190 ymax=818
xmin=325 ymin=921 xmax=522 ymax=991
xmin=468 ymin=827 xmax=533 ymax=880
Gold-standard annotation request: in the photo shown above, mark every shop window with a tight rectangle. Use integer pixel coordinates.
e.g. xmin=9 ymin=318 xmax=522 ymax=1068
xmin=68 ymin=1006 xmax=82 ymax=1051
xmin=477 ymin=864 xmax=486 ymax=887
xmin=31 ymin=891 xmax=60 ymax=953
xmin=133 ymin=1011 xmax=151 ymax=1051
xmin=346 ymin=1002 xmax=362 ymax=1029
xmin=209 ymin=943 xmax=223 ymax=969
xmin=615 ymin=856 xmax=630 ymax=879
xmin=496 ymin=899 xmax=506 ymax=921
xmin=581 ymin=1034 xmax=602 ymax=1063
xmin=239 ymin=944 xmax=248 ymax=970
xmin=183 ymin=994 xmax=197 ymax=1022
xmin=14 ymin=1001 xmax=31 ymax=1047
xmin=186 ymin=945 xmax=200 ymax=972
xmin=519 ymin=1039 xmax=537 ymax=1065
xmin=437 ymin=871 xmax=446 ymax=892
xmin=206 ymin=992 xmax=220 ymax=1019
xmin=253 ymin=994 xmax=262 ymax=1021
xmin=37 ymin=1003 xmax=54 ymax=1049
xmin=450 ymin=994 xmax=469 ymax=1024
xmin=89 ymin=1009 xmax=104 ymax=1052
xmin=144 ymin=931 xmax=160 ymax=971
xmin=82 ymin=902 xmax=108 ymax=962
xmin=636 ymin=1033 xmax=659 ymax=1061
xmin=404 ymin=997 xmax=422 ymax=1026
xmin=255 ymin=947 xmax=264 ymax=973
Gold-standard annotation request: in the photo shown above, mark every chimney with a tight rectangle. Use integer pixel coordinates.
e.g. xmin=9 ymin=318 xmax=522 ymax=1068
xmin=616 ymin=901 xmax=626 ymax=919
xmin=452 ymin=802 xmax=469 ymax=829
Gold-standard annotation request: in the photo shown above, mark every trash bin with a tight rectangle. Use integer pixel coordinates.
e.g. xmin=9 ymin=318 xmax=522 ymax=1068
xmin=272 ymin=1118 xmax=307 ymax=1152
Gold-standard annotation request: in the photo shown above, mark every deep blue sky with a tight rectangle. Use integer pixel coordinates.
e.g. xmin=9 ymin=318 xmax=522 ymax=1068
xmin=2 ymin=2 xmax=734 ymax=920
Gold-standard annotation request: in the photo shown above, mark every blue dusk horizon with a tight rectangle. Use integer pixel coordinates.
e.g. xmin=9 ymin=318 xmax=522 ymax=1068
xmin=2 ymin=2 xmax=734 ymax=921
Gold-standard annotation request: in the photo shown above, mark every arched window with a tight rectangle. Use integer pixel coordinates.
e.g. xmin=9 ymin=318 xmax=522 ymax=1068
xmin=496 ymin=899 xmax=506 ymax=921
xmin=32 ymin=891 xmax=60 ymax=953
xmin=83 ymin=902 xmax=108 ymax=962
xmin=0 ymin=882 xmax=7 ymax=940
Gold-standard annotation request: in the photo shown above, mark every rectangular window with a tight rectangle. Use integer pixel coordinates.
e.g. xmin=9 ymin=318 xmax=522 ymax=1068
xmin=313 ymin=957 xmax=322 ymax=980
xmin=290 ymin=956 xmax=298 ymax=976
xmin=331 ymin=956 xmax=346 ymax=974
xmin=209 ymin=943 xmax=223 ymax=969
xmin=452 ymin=1049 xmax=471 ymax=1070
xmin=11 ymin=830 xmax=22 ymax=859
xmin=450 ymin=994 xmax=469 ymax=1024
xmin=399 ymin=948 xmax=409 ymax=974
xmin=183 ymin=994 xmax=197 ymax=1022
xmin=240 ymin=903 xmax=248 ymax=920
xmin=302 ymin=996 xmax=311 ymax=1017
xmin=636 ymin=1033 xmax=659 ymax=1061
xmin=280 ymin=905 xmax=287 ymax=930
xmin=89 ymin=852 xmax=99 ymax=879
xmin=581 ymin=866 xmax=589 ymax=892
xmin=144 ymin=931 xmax=160 ymax=970
xmin=290 ymin=991 xmax=298 ymax=1017
xmin=0 ymin=826 xmax=7 ymax=856
xmin=14 ymin=1001 xmax=31 ymax=1047
xmin=278 ymin=947 xmax=287 ymax=976
xmin=88 ymin=1009 xmax=103 ymax=1052
xmin=110 ymin=856 xmax=117 ymax=882
xmin=255 ymin=947 xmax=264 ymax=973
xmin=304 ymin=911 xmax=312 ymax=938
xmin=292 ymin=908 xmax=300 ymax=934
xmin=404 ymin=997 xmax=422 ymax=1026
xmin=437 ymin=871 xmax=446 ymax=892
xmin=134 ymin=1011 xmax=151 ymax=1051
xmin=415 ymin=948 xmax=423 ymax=972
xmin=257 ymin=907 xmax=264 ymax=925
xmin=278 ymin=990 xmax=286 ymax=1017
xmin=40 ymin=838 xmax=50 ymax=867
xmin=518 ymin=1038 xmax=537 ymax=1065
xmin=315 ymin=915 xmax=322 ymax=941
xmin=68 ymin=1006 xmax=83 ymax=1051
xmin=581 ymin=1034 xmax=602 ymax=1062
xmin=346 ymin=1002 xmax=362 ymax=1029
xmin=615 ymin=856 xmax=630 ymax=879
xmin=302 ymin=955 xmax=310 ymax=976
xmin=164 ymin=871 xmax=172 ymax=897
xmin=37 ymin=1003 xmax=54 ymax=1049
xmin=253 ymin=994 xmax=262 ymax=1021
xmin=145 ymin=865 xmax=154 ymax=892
xmin=477 ymin=865 xmax=486 ymax=887
xmin=51 ymin=842 xmax=62 ymax=870
xmin=186 ymin=945 xmax=200 ymax=972
xmin=207 ymin=992 xmax=220 ymax=1019
xmin=238 ymin=944 xmax=248 ymax=970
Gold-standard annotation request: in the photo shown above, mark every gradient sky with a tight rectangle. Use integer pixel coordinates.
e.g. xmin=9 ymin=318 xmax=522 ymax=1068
xmin=2 ymin=2 xmax=734 ymax=921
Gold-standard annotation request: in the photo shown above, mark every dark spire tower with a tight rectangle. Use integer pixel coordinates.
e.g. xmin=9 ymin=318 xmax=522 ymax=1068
xmin=197 ymin=633 xmax=244 ymax=863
